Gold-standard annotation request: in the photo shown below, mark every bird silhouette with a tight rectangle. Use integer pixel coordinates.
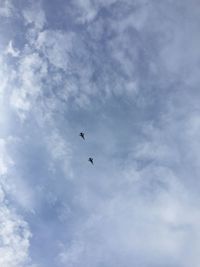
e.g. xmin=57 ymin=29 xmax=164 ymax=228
xmin=88 ymin=157 xmax=94 ymax=165
xmin=79 ymin=132 xmax=85 ymax=140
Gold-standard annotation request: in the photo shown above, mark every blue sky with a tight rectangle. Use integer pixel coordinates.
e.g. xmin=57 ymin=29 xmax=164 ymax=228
xmin=1 ymin=0 xmax=200 ymax=266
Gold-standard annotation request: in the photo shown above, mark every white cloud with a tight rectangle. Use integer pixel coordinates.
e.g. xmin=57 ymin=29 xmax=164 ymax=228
xmin=4 ymin=41 xmax=20 ymax=57
xmin=35 ymin=29 xmax=98 ymax=107
xmin=23 ymin=2 xmax=46 ymax=30
xmin=69 ymin=0 xmax=118 ymax=24
xmin=59 ymin=166 xmax=199 ymax=267
xmin=59 ymin=122 xmax=200 ymax=267
xmin=58 ymin=84 xmax=200 ymax=267
xmin=0 ymin=56 xmax=13 ymax=101
xmin=0 ymin=195 xmax=32 ymax=267
xmin=0 ymin=139 xmax=14 ymax=176
xmin=46 ymin=130 xmax=73 ymax=179
xmin=159 ymin=1 xmax=200 ymax=87
xmin=72 ymin=0 xmax=98 ymax=23
xmin=0 ymin=138 xmax=33 ymax=267
xmin=36 ymin=30 xmax=75 ymax=71
xmin=0 ymin=0 xmax=13 ymax=17
xmin=10 ymin=52 xmax=48 ymax=119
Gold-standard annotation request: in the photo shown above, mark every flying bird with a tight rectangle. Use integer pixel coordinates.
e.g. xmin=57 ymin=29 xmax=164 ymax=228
xmin=88 ymin=157 xmax=94 ymax=165
xmin=79 ymin=132 xmax=85 ymax=140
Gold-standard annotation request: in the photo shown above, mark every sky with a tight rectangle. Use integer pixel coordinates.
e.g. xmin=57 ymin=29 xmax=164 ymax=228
xmin=1 ymin=0 xmax=200 ymax=266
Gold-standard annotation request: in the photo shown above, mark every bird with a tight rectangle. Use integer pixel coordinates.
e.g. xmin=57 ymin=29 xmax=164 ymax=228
xmin=79 ymin=132 xmax=85 ymax=140
xmin=88 ymin=157 xmax=94 ymax=165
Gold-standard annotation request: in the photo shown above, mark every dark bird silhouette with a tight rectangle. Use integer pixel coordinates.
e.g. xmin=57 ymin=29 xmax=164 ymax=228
xmin=88 ymin=157 xmax=94 ymax=165
xmin=79 ymin=132 xmax=85 ymax=140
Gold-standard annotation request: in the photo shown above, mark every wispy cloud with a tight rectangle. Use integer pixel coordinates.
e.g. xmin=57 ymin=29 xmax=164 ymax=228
xmin=0 ymin=0 xmax=14 ymax=17
xmin=0 ymin=139 xmax=33 ymax=267
xmin=4 ymin=40 xmax=20 ymax=57
xmin=23 ymin=2 xmax=46 ymax=30
xmin=1 ymin=0 xmax=200 ymax=266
